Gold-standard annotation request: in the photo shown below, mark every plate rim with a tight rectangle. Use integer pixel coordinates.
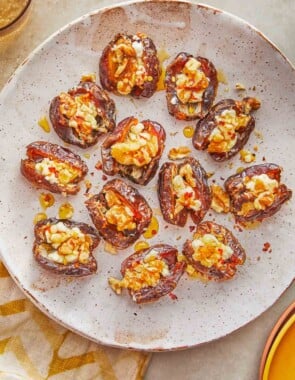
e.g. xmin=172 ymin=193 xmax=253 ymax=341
xmin=0 ymin=0 xmax=294 ymax=351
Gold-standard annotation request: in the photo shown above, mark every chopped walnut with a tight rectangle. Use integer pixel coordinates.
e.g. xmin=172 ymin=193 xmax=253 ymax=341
xmin=240 ymin=149 xmax=256 ymax=163
xmin=168 ymin=146 xmax=191 ymax=160
xmin=235 ymin=83 xmax=246 ymax=91
xmin=211 ymin=184 xmax=230 ymax=213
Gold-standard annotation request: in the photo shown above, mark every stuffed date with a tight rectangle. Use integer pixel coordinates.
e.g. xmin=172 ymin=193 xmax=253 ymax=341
xmin=49 ymin=78 xmax=116 ymax=148
xmin=193 ymin=97 xmax=261 ymax=161
xmin=224 ymin=163 xmax=292 ymax=223
xmin=165 ymin=52 xmax=218 ymax=120
xmin=101 ymin=116 xmax=166 ymax=185
xmin=85 ymin=179 xmax=152 ymax=249
xmin=158 ymin=157 xmax=212 ymax=227
xmin=33 ymin=218 xmax=100 ymax=276
xmin=183 ymin=221 xmax=246 ymax=281
xmin=108 ymin=244 xmax=185 ymax=304
xmin=99 ymin=33 xmax=160 ymax=98
xmin=20 ymin=141 xmax=88 ymax=195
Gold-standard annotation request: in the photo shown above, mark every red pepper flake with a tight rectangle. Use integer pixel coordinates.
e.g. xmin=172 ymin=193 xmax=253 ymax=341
xmin=102 ymin=174 xmax=108 ymax=181
xmin=95 ymin=161 xmax=103 ymax=170
xmin=164 ymin=225 xmax=168 ymax=229
xmin=234 ymin=224 xmax=243 ymax=232
xmin=262 ymin=242 xmax=271 ymax=252
xmin=169 ymin=293 xmax=178 ymax=301
xmin=189 ymin=225 xmax=195 ymax=232
xmin=262 ymin=156 xmax=266 ymax=161
xmin=151 ymin=229 xmax=157 ymax=235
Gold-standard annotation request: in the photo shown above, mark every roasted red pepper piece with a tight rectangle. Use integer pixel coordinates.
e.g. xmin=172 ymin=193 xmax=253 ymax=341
xmin=33 ymin=218 xmax=100 ymax=276
xmin=20 ymin=141 xmax=88 ymax=195
xmin=108 ymin=244 xmax=185 ymax=304
xmin=85 ymin=179 xmax=152 ymax=249
xmin=99 ymin=33 xmax=160 ymax=98
xmin=193 ymin=97 xmax=261 ymax=161
xmin=49 ymin=80 xmax=116 ymax=148
xmin=165 ymin=52 xmax=218 ymax=120
xmin=224 ymin=163 xmax=292 ymax=223
xmin=101 ymin=116 xmax=166 ymax=185
xmin=183 ymin=221 xmax=246 ymax=281
xmin=158 ymin=157 xmax=212 ymax=226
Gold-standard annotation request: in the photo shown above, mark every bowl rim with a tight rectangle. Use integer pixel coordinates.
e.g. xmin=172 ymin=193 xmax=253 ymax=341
xmin=0 ymin=0 xmax=32 ymax=33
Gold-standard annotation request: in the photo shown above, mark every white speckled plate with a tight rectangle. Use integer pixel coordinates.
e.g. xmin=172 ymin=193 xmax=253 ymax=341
xmin=0 ymin=0 xmax=294 ymax=351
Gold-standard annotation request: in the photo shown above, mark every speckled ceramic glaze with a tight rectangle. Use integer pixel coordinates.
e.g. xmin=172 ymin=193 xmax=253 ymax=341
xmin=0 ymin=0 xmax=294 ymax=351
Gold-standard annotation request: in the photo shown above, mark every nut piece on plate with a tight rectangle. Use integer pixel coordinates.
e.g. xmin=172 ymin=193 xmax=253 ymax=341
xmin=101 ymin=116 xmax=166 ymax=185
xmin=49 ymin=78 xmax=116 ymax=148
xmin=193 ymin=97 xmax=261 ymax=161
xmin=224 ymin=163 xmax=292 ymax=223
xmin=211 ymin=184 xmax=230 ymax=213
xmin=20 ymin=141 xmax=88 ymax=195
xmin=108 ymin=244 xmax=185 ymax=304
xmin=33 ymin=218 xmax=100 ymax=276
xmin=99 ymin=33 xmax=160 ymax=98
xmin=85 ymin=179 xmax=152 ymax=249
xmin=158 ymin=157 xmax=212 ymax=227
xmin=183 ymin=221 xmax=246 ymax=281
xmin=168 ymin=146 xmax=191 ymax=160
xmin=165 ymin=52 xmax=218 ymax=120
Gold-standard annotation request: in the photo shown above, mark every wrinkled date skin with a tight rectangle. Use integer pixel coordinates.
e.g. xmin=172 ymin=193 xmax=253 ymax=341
xmin=183 ymin=221 xmax=246 ymax=281
xmin=193 ymin=97 xmax=261 ymax=161
xmin=50 ymin=80 xmax=116 ymax=148
xmin=158 ymin=157 xmax=212 ymax=227
xmin=224 ymin=163 xmax=292 ymax=223
xmin=101 ymin=116 xmax=166 ymax=185
xmin=165 ymin=52 xmax=218 ymax=120
xmin=33 ymin=218 xmax=100 ymax=276
xmin=121 ymin=244 xmax=186 ymax=304
xmin=99 ymin=33 xmax=160 ymax=98
xmin=85 ymin=179 xmax=152 ymax=249
xmin=20 ymin=141 xmax=88 ymax=195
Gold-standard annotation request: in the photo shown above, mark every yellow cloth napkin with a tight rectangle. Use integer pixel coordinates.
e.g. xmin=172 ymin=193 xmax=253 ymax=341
xmin=0 ymin=262 xmax=151 ymax=379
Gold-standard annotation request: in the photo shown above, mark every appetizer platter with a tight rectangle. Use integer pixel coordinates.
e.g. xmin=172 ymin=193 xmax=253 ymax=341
xmin=0 ymin=0 xmax=294 ymax=350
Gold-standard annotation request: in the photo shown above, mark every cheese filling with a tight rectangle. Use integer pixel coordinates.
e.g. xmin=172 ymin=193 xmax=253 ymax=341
xmin=38 ymin=222 xmax=91 ymax=265
xmin=208 ymin=109 xmax=250 ymax=153
xmin=35 ymin=157 xmax=81 ymax=185
xmin=192 ymin=233 xmax=233 ymax=268
xmin=111 ymin=35 xmax=149 ymax=95
xmin=104 ymin=190 xmax=136 ymax=232
xmin=172 ymin=164 xmax=201 ymax=214
xmin=175 ymin=58 xmax=209 ymax=104
xmin=109 ymin=250 xmax=170 ymax=294
xmin=59 ymin=92 xmax=106 ymax=140
xmin=241 ymin=173 xmax=279 ymax=212
xmin=111 ymin=122 xmax=158 ymax=167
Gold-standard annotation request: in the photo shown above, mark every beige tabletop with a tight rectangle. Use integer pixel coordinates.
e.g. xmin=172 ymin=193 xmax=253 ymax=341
xmin=0 ymin=1 xmax=294 ymax=379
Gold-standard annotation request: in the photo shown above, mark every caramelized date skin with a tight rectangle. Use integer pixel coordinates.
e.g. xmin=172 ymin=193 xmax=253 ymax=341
xmin=20 ymin=141 xmax=88 ymax=195
xmin=183 ymin=221 xmax=246 ymax=281
xmin=165 ymin=53 xmax=218 ymax=120
xmin=50 ymin=81 xmax=116 ymax=148
xmin=101 ymin=116 xmax=166 ymax=185
xmin=33 ymin=218 xmax=100 ymax=276
xmin=85 ymin=179 xmax=152 ymax=249
xmin=193 ymin=98 xmax=260 ymax=161
xmin=99 ymin=33 xmax=160 ymax=98
xmin=224 ymin=163 xmax=292 ymax=223
xmin=158 ymin=157 xmax=212 ymax=226
xmin=121 ymin=244 xmax=185 ymax=304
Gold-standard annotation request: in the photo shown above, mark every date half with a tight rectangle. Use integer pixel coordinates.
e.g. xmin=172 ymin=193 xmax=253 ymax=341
xmin=20 ymin=141 xmax=88 ymax=195
xmin=33 ymin=218 xmax=100 ymax=276
xmin=85 ymin=179 xmax=152 ymax=249
xmin=165 ymin=52 xmax=218 ymax=120
xmin=50 ymin=80 xmax=116 ymax=148
xmin=158 ymin=157 xmax=212 ymax=226
xmin=224 ymin=163 xmax=292 ymax=223
xmin=193 ymin=97 xmax=261 ymax=161
xmin=109 ymin=244 xmax=186 ymax=304
xmin=101 ymin=116 xmax=166 ymax=185
xmin=183 ymin=221 xmax=246 ymax=281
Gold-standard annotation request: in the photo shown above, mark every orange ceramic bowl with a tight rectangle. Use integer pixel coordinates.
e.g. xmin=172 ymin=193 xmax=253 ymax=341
xmin=259 ymin=301 xmax=295 ymax=380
